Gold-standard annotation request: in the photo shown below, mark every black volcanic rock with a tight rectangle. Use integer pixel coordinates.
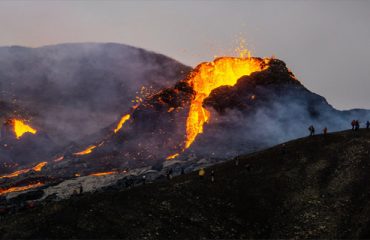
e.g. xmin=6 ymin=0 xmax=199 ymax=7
xmin=2 ymin=130 xmax=370 ymax=239
xmin=0 ymin=101 xmax=13 ymax=118
xmin=203 ymin=59 xmax=303 ymax=113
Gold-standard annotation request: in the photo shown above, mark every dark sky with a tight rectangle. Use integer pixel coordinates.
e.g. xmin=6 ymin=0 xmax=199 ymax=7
xmin=0 ymin=0 xmax=369 ymax=110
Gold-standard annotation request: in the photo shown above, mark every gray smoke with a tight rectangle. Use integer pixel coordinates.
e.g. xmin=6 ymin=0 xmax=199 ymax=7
xmin=0 ymin=43 xmax=191 ymax=170
xmin=0 ymin=43 xmax=190 ymax=145
xmin=191 ymin=84 xmax=370 ymax=158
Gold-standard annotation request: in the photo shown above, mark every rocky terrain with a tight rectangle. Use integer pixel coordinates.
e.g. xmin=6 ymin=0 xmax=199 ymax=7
xmin=1 ymin=129 xmax=370 ymax=239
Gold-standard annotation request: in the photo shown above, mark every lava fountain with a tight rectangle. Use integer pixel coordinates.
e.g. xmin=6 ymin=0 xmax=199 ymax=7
xmin=183 ymin=56 xmax=270 ymax=150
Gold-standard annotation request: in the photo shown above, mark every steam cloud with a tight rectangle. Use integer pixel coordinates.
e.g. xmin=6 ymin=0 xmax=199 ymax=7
xmin=0 ymin=43 xmax=191 ymax=169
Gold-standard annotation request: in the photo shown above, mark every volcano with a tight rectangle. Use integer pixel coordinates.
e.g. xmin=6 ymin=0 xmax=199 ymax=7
xmin=68 ymin=56 xmax=370 ymax=169
xmin=1 ymin=45 xmax=370 ymax=203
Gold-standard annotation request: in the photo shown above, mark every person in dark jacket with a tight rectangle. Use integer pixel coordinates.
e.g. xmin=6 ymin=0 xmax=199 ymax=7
xmin=366 ymin=121 xmax=370 ymax=129
xmin=308 ymin=125 xmax=315 ymax=136
xmin=355 ymin=120 xmax=360 ymax=131
xmin=323 ymin=127 xmax=328 ymax=135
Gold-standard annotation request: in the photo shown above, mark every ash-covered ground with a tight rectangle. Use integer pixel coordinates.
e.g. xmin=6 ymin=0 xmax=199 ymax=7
xmin=2 ymin=129 xmax=370 ymax=239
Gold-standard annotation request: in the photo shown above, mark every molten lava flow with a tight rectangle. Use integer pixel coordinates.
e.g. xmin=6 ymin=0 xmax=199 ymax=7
xmin=0 ymin=169 xmax=29 ymax=179
xmin=32 ymin=161 xmax=47 ymax=171
xmin=0 ymin=161 xmax=47 ymax=179
xmin=0 ymin=182 xmax=44 ymax=196
xmin=73 ymin=145 xmax=97 ymax=156
xmin=114 ymin=114 xmax=131 ymax=133
xmin=89 ymin=171 xmax=117 ymax=177
xmin=11 ymin=119 xmax=37 ymax=139
xmin=53 ymin=156 xmax=64 ymax=162
xmin=184 ymin=56 xmax=269 ymax=149
xmin=166 ymin=153 xmax=179 ymax=160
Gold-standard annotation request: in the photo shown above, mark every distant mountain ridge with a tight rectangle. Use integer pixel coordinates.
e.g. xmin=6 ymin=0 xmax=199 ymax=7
xmin=0 ymin=43 xmax=191 ymax=145
xmin=0 ymin=43 xmax=191 ymax=168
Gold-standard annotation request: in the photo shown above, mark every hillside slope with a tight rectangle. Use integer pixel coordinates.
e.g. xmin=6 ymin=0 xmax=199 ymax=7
xmin=0 ymin=43 xmax=191 ymax=145
xmin=69 ymin=58 xmax=370 ymax=167
xmin=0 ymin=43 xmax=191 ymax=169
xmin=1 ymin=129 xmax=370 ymax=239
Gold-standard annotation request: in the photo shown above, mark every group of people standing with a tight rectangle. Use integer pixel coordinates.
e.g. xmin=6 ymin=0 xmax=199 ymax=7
xmin=351 ymin=120 xmax=370 ymax=131
xmin=351 ymin=120 xmax=361 ymax=131
xmin=308 ymin=120 xmax=370 ymax=136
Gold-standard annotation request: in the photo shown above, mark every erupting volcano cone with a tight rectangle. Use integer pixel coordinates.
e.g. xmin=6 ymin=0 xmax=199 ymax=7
xmin=183 ymin=56 xmax=270 ymax=150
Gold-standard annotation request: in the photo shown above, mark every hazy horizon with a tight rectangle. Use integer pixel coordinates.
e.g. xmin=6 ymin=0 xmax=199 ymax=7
xmin=0 ymin=0 xmax=369 ymax=110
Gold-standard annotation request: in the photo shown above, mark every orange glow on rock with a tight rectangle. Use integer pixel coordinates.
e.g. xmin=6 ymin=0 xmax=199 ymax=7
xmin=0 ymin=161 xmax=47 ymax=179
xmin=114 ymin=114 xmax=131 ymax=133
xmin=53 ymin=156 xmax=64 ymax=162
xmin=166 ymin=153 xmax=179 ymax=160
xmin=89 ymin=171 xmax=117 ymax=177
xmin=11 ymin=119 xmax=37 ymax=139
xmin=0 ymin=182 xmax=44 ymax=196
xmin=73 ymin=145 xmax=97 ymax=156
xmin=0 ymin=168 xmax=30 ymax=179
xmin=32 ymin=161 xmax=47 ymax=172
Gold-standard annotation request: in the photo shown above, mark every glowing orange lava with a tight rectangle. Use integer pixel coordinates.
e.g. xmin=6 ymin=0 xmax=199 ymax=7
xmin=166 ymin=153 xmax=179 ymax=160
xmin=114 ymin=114 xmax=131 ymax=133
xmin=73 ymin=145 xmax=97 ymax=156
xmin=184 ymin=56 xmax=269 ymax=149
xmin=53 ymin=156 xmax=64 ymax=162
xmin=11 ymin=119 xmax=37 ymax=139
xmin=0 ymin=182 xmax=44 ymax=196
xmin=0 ymin=161 xmax=47 ymax=179
xmin=0 ymin=169 xmax=29 ymax=179
xmin=89 ymin=171 xmax=117 ymax=177
xmin=32 ymin=161 xmax=47 ymax=171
